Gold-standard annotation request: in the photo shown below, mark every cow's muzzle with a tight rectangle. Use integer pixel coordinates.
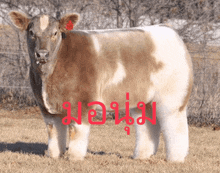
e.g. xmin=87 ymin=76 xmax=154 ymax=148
xmin=35 ymin=50 xmax=49 ymax=65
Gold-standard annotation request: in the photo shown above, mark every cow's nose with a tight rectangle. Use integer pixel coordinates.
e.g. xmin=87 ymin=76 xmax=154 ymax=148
xmin=35 ymin=50 xmax=49 ymax=59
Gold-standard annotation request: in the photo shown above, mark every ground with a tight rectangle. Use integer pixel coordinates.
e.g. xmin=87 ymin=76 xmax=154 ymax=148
xmin=0 ymin=107 xmax=220 ymax=173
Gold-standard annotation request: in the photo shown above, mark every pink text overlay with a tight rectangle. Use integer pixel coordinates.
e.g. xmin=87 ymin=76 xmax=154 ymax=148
xmin=61 ymin=93 xmax=156 ymax=133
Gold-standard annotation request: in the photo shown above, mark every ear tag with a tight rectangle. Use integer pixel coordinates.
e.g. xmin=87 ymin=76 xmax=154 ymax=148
xmin=66 ymin=20 xmax=74 ymax=30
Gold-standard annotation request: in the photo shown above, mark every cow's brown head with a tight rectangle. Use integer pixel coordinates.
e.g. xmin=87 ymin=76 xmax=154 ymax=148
xmin=9 ymin=11 xmax=79 ymax=74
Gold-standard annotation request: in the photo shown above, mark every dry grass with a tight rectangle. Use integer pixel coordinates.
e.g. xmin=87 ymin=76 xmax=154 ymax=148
xmin=0 ymin=108 xmax=220 ymax=173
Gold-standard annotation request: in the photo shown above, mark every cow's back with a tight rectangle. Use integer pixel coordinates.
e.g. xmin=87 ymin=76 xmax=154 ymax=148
xmin=89 ymin=26 xmax=193 ymax=111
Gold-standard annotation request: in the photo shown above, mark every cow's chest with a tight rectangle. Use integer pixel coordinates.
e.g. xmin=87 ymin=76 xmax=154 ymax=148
xmin=40 ymin=74 xmax=82 ymax=115
xmin=40 ymin=74 xmax=70 ymax=114
xmin=41 ymin=82 xmax=61 ymax=114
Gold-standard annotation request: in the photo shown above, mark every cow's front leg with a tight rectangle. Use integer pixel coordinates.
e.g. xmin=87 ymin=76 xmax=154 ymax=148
xmin=68 ymin=123 xmax=90 ymax=160
xmin=44 ymin=116 xmax=67 ymax=158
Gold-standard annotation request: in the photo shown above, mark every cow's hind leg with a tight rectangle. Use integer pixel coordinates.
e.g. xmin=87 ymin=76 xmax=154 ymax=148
xmin=157 ymin=107 xmax=189 ymax=162
xmin=68 ymin=123 xmax=90 ymax=160
xmin=44 ymin=116 xmax=67 ymax=158
xmin=131 ymin=107 xmax=161 ymax=159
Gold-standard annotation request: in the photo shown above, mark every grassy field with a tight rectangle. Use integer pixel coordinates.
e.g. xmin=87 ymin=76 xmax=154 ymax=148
xmin=0 ymin=108 xmax=220 ymax=173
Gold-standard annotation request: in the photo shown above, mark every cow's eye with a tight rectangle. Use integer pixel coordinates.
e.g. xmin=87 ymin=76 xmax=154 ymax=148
xmin=54 ymin=31 xmax=57 ymax=36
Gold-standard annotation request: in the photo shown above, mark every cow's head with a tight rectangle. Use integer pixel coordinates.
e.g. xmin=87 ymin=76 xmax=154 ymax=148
xmin=9 ymin=11 xmax=79 ymax=74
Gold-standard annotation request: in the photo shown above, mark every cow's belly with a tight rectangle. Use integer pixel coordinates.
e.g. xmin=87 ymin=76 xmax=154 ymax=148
xmin=100 ymin=79 xmax=155 ymax=110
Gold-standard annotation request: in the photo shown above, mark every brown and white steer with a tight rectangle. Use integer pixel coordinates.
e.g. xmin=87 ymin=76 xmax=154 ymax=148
xmin=9 ymin=11 xmax=193 ymax=162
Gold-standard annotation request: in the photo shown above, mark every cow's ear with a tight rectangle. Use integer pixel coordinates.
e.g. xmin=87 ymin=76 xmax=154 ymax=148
xmin=59 ymin=13 xmax=80 ymax=32
xmin=9 ymin=11 xmax=30 ymax=31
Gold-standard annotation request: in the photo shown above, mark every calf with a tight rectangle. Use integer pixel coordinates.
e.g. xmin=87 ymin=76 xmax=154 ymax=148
xmin=9 ymin=11 xmax=193 ymax=162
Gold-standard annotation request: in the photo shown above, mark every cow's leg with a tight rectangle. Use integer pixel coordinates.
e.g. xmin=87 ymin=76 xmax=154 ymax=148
xmin=157 ymin=107 xmax=188 ymax=162
xmin=68 ymin=123 xmax=90 ymax=160
xmin=131 ymin=107 xmax=161 ymax=159
xmin=44 ymin=116 xmax=67 ymax=158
